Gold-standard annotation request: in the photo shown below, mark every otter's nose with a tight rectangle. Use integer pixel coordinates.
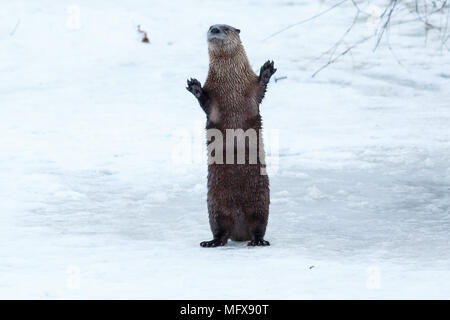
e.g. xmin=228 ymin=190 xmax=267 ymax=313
xmin=210 ymin=27 xmax=220 ymax=34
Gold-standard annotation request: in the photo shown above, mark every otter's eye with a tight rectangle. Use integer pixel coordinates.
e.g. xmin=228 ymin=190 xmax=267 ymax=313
xmin=223 ymin=27 xmax=229 ymax=32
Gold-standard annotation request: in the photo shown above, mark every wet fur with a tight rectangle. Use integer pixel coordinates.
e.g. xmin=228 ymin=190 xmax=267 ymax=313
xmin=187 ymin=25 xmax=276 ymax=247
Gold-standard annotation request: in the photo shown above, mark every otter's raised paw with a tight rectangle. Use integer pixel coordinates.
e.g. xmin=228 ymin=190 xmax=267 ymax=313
xmin=259 ymin=60 xmax=277 ymax=84
xmin=186 ymin=78 xmax=203 ymax=99
xmin=200 ymin=239 xmax=226 ymax=247
xmin=248 ymin=239 xmax=270 ymax=246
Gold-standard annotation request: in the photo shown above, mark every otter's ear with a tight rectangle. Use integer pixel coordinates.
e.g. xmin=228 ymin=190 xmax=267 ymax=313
xmin=236 ymin=29 xmax=240 ymax=34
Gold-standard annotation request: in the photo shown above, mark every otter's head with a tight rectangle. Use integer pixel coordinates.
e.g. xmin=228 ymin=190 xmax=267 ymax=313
xmin=207 ymin=24 xmax=241 ymax=55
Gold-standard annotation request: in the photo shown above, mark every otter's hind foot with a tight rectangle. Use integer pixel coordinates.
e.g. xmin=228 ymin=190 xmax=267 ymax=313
xmin=200 ymin=239 xmax=226 ymax=247
xmin=248 ymin=239 xmax=270 ymax=246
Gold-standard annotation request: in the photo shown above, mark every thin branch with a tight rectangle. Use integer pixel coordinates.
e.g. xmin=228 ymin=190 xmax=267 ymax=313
xmin=311 ymin=35 xmax=373 ymax=78
xmin=9 ymin=19 xmax=20 ymax=36
xmin=385 ymin=26 xmax=409 ymax=71
xmin=278 ymin=0 xmax=450 ymax=77
xmin=442 ymin=0 xmax=450 ymax=47
xmin=373 ymin=0 xmax=398 ymax=51
xmin=263 ymin=0 xmax=348 ymax=41
xmin=350 ymin=0 xmax=362 ymax=13
xmin=321 ymin=9 xmax=360 ymax=61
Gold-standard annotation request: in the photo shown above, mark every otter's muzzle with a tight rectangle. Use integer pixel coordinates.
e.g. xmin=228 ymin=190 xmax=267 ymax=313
xmin=207 ymin=24 xmax=228 ymax=44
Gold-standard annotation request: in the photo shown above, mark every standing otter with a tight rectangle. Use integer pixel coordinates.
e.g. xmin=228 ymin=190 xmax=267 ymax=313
xmin=186 ymin=24 xmax=276 ymax=247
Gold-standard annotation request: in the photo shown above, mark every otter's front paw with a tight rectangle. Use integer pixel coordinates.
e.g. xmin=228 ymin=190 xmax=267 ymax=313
xmin=259 ymin=60 xmax=277 ymax=84
xmin=200 ymin=239 xmax=226 ymax=247
xmin=186 ymin=78 xmax=203 ymax=99
xmin=248 ymin=239 xmax=270 ymax=246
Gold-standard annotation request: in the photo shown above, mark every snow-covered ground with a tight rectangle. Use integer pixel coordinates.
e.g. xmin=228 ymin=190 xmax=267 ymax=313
xmin=1 ymin=0 xmax=449 ymax=299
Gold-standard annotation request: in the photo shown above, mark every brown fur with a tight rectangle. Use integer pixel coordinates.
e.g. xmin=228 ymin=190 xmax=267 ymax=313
xmin=186 ymin=25 xmax=276 ymax=246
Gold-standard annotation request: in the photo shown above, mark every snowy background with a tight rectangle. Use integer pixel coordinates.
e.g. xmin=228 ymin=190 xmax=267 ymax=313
xmin=1 ymin=0 xmax=449 ymax=299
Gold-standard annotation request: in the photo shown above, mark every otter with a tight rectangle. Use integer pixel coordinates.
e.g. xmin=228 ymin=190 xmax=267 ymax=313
xmin=186 ymin=24 xmax=276 ymax=247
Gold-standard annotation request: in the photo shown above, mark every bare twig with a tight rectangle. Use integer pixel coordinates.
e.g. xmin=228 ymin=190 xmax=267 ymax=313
xmin=442 ymin=0 xmax=450 ymax=47
xmin=9 ymin=19 xmax=20 ymax=36
xmin=350 ymin=0 xmax=363 ymax=12
xmin=373 ymin=0 xmax=398 ymax=51
xmin=312 ymin=35 xmax=373 ymax=78
xmin=385 ymin=26 xmax=409 ymax=70
xmin=318 ymin=8 xmax=361 ymax=62
xmin=274 ymin=76 xmax=288 ymax=82
xmin=404 ymin=1 xmax=447 ymax=29
xmin=263 ymin=0 xmax=348 ymax=41
xmin=274 ymin=0 xmax=449 ymax=76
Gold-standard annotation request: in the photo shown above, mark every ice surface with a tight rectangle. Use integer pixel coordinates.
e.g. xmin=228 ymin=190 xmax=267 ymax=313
xmin=0 ymin=0 xmax=449 ymax=298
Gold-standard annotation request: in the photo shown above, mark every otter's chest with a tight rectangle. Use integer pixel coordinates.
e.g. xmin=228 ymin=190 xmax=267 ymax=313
xmin=207 ymin=91 xmax=259 ymax=129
